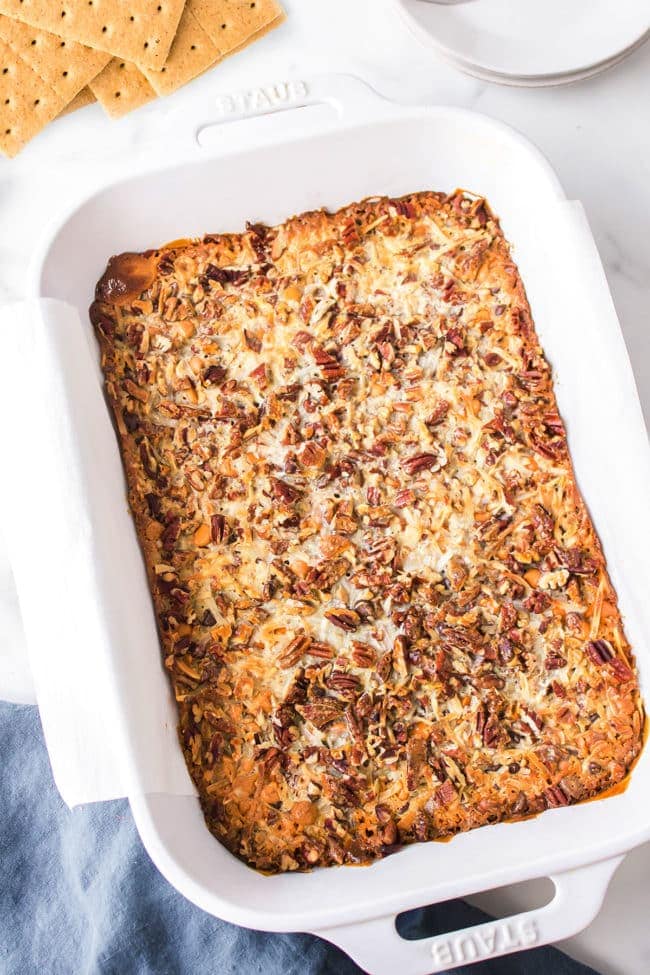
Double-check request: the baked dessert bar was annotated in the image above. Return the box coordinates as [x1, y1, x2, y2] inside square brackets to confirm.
[90, 190, 644, 873]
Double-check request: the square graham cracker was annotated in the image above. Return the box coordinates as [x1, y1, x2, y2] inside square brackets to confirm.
[0, 14, 109, 100]
[140, 0, 284, 96]
[220, 8, 283, 58]
[141, 6, 218, 95]
[0, 20, 108, 156]
[0, 37, 68, 155]
[189, 0, 283, 55]
[0, 0, 187, 70]
[90, 56, 156, 118]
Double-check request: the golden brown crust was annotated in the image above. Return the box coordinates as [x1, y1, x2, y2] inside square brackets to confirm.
[91, 190, 644, 873]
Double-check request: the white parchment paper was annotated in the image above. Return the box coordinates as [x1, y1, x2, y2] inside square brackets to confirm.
[0, 299, 195, 805]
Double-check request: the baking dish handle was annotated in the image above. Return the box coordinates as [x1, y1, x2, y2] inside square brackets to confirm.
[177, 74, 403, 150]
[315, 855, 623, 975]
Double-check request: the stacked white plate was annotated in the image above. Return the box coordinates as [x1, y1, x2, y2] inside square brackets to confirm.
[390, 0, 650, 87]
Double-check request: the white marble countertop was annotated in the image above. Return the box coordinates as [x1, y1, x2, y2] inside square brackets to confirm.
[0, 1, 648, 972]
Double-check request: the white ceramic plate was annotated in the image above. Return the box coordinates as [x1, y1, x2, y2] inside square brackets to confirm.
[393, 0, 650, 79]
[438, 35, 649, 88]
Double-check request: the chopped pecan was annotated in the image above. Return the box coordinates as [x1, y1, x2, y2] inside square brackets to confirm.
[396, 197, 417, 219]
[278, 633, 311, 669]
[324, 608, 360, 631]
[585, 639, 614, 665]
[169, 586, 189, 607]
[392, 635, 409, 678]
[482, 714, 502, 748]
[326, 671, 361, 696]
[244, 329, 262, 353]
[293, 330, 313, 351]
[556, 547, 599, 576]
[308, 641, 336, 660]
[375, 803, 391, 824]
[145, 492, 162, 519]
[312, 345, 344, 382]
[407, 738, 427, 790]
[446, 555, 468, 591]
[523, 708, 543, 733]
[434, 780, 458, 807]
[300, 442, 326, 468]
[351, 642, 375, 668]
[436, 623, 480, 651]
[394, 488, 415, 508]
[296, 701, 343, 729]
[426, 400, 449, 427]
[530, 428, 566, 461]
[367, 485, 381, 506]
[380, 820, 398, 845]
[245, 221, 270, 261]
[353, 600, 375, 622]
[89, 305, 115, 337]
[565, 612, 584, 633]
[271, 478, 302, 504]
[402, 452, 440, 475]
[275, 383, 302, 401]
[334, 513, 358, 535]
[544, 785, 569, 808]
[210, 514, 228, 543]
[443, 326, 466, 354]
[249, 363, 268, 386]
[161, 517, 180, 549]
[543, 412, 565, 436]
[522, 591, 551, 614]
[203, 364, 226, 385]
[300, 558, 349, 593]
[204, 264, 251, 287]
[532, 504, 555, 553]
[499, 603, 517, 631]
[609, 658, 634, 682]
[413, 812, 429, 842]
[375, 655, 393, 689]
[511, 792, 529, 816]
[558, 775, 584, 801]
[545, 652, 567, 670]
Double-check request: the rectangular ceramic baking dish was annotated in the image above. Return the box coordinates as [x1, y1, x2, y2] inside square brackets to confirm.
[18, 75, 650, 973]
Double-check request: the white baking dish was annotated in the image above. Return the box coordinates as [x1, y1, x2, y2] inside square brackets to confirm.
[16, 75, 650, 973]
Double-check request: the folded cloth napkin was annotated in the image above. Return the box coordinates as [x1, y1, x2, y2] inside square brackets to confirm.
[1, 701, 600, 975]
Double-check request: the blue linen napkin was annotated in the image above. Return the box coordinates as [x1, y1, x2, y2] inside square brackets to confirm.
[1, 702, 599, 975]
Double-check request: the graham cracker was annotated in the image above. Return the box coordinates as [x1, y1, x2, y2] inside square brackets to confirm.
[0, 0, 284, 144]
[141, 6, 218, 96]
[220, 9, 283, 58]
[0, 36, 70, 156]
[0, 0, 187, 70]
[0, 14, 110, 101]
[138, 0, 283, 97]
[189, 0, 283, 56]
[59, 85, 96, 116]
[90, 57, 156, 118]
